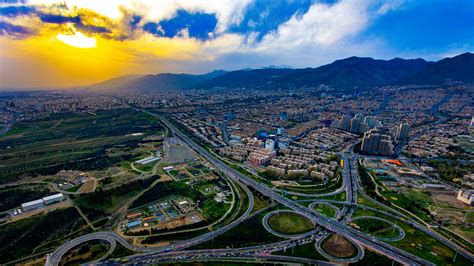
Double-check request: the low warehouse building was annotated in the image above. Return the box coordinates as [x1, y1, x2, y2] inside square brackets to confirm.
[21, 199, 45, 212]
[42, 193, 65, 205]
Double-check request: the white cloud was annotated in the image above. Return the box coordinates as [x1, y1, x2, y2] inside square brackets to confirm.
[256, 0, 371, 51]
[21, 0, 407, 72]
[202, 33, 244, 58]
[194, 0, 404, 70]
[377, 0, 405, 15]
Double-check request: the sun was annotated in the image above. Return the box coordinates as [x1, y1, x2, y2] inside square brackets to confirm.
[57, 31, 97, 49]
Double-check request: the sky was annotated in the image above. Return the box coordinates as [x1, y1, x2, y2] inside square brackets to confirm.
[0, 0, 473, 88]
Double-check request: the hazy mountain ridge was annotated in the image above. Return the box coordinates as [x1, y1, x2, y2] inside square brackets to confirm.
[400, 52, 474, 84]
[85, 70, 226, 91]
[85, 53, 474, 91]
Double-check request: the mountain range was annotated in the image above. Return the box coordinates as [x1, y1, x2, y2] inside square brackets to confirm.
[85, 52, 474, 91]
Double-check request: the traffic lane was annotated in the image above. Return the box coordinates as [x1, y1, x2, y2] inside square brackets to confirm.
[157, 116, 433, 266]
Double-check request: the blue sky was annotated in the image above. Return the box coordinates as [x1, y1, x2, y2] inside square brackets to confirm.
[0, 0, 473, 87]
[364, 0, 474, 56]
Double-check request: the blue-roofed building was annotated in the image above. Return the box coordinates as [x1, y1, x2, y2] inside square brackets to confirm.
[279, 111, 288, 120]
[257, 130, 268, 140]
[127, 220, 141, 229]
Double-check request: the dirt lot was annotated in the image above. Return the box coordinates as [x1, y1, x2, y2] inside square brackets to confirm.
[321, 234, 357, 258]
[79, 180, 96, 193]
[428, 190, 473, 242]
[431, 191, 465, 208]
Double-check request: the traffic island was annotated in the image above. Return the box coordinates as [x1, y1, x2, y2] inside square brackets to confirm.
[316, 234, 364, 263]
[59, 239, 115, 265]
[349, 216, 405, 242]
[263, 210, 316, 238]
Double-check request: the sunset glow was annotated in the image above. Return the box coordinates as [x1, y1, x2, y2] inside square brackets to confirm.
[0, 0, 472, 88]
[57, 31, 96, 49]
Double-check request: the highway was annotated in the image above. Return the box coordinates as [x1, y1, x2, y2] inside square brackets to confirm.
[48, 160, 256, 265]
[101, 237, 338, 265]
[153, 113, 435, 266]
[351, 155, 474, 261]
[48, 111, 472, 265]
[49, 181, 255, 266]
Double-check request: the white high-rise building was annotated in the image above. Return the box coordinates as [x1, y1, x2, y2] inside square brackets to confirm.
[265, 139, 275, 151]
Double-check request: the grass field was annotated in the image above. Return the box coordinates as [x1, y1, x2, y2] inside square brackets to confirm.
[73, 175, 160, 221]
[0, 208, 87, 263]
[352, 208, 471, 265]
[353, 249, 402, 265]
[105, 243, 135, 260]
[0, 185, 51, 212]
[312, 203, 337, 218]
[319, 191, 346, 201]
[250, 189, 273, 213]
[267, 212, 314, 235]
[191, 208, 285, 249]
[351, 218, 400, 239]
[0, 109, 163, 184]
[60, 240, 110, 265]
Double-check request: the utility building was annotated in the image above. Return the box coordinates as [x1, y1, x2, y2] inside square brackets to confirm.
[21, 199, 45, 212]
[42, 193, 65, 205]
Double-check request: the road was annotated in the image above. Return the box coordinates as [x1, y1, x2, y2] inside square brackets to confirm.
[101, 237, 337, 265]
[350, 155, 474, 262]
[151, 113, 435, 265]
[139, 110, 473, 265]
[48, 111, 472, 265]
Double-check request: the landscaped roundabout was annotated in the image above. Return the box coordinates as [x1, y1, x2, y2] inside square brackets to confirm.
[262, 210, 316, 238]
[349, 216, 405, 242]
[316, 234, 364, 262]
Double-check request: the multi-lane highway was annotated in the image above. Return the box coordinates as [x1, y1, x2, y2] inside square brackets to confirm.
[154, 113, 436, 265]
[48, 179, 255, 266]
[351, 155, 474, 262]
[48, 112, 473, 265]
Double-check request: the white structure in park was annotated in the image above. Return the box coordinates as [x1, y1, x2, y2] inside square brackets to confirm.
[457, 189, 473, 205]
[21, 199, 45, 212]
[135, 156, 160, 165]
[43, 193, 65, 205]
[21, 193, 65, 212]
